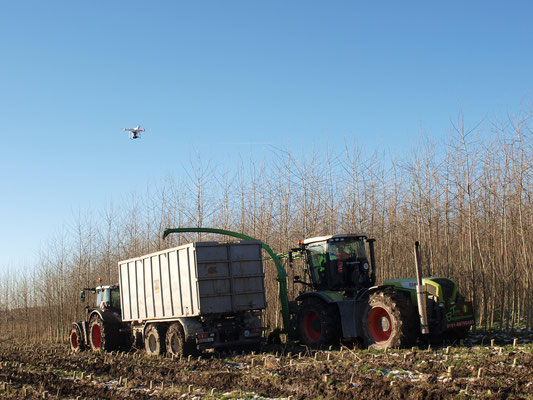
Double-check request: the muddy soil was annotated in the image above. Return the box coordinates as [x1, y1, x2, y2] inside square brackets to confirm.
[0, 334, 532, 399]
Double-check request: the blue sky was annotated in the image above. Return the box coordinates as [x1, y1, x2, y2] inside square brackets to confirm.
[1, 1, 532, 270]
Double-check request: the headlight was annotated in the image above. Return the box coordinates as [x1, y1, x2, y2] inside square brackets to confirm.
[363, 263, 369, 270]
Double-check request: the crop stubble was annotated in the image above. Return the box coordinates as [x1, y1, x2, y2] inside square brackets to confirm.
[0, 339, 532, 399]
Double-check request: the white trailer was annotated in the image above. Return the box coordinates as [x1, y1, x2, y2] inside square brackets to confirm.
[118, 240, 266, 355]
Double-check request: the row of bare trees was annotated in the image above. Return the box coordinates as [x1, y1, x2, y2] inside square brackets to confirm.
[1, 110, 531, 340]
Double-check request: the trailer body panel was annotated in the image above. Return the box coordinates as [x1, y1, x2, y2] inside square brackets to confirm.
[119, 241, 266, 322]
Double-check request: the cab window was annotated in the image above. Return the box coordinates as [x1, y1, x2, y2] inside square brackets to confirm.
[306, 243, 327, 287]
[328, 238, 365, 260]
[111, 288, 121, 309]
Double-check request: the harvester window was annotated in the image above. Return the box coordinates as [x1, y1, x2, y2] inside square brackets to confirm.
[328, 239, 364, 260]
[306, 243, 327, 287]
[327, 238, 367, 289]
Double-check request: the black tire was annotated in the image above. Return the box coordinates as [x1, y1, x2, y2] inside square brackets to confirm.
[296, 298, 340, 348]
[89, 317, 118, 351]
[361, 290, 418, 350]
[70, 324, 85, 353]
[267, 329, 282, 345]
[144, 324, 166, 356]
[165, 323, 196, 357]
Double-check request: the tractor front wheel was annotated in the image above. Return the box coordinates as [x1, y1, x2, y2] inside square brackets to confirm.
[296, 299, 339, 348]
[70, 324, 85, 353]
[361, 290, 418, 349]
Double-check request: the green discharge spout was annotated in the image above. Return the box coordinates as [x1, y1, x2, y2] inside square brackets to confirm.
[162, 227, 292, 337]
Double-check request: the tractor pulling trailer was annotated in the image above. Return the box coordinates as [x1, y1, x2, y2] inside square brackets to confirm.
[160, 228, 475, 349]
[70, 227, 475, 355]
[70, 240, 266, 356]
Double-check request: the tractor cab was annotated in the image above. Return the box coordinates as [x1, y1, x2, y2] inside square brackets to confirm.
[80, 285, 121, 312]
[300, 234, 375, 293]
[95, 285, 121, 311]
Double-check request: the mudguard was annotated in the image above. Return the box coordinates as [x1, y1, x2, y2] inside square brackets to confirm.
[355, 285, 397, 301]
[88, 309, 122, 325]
[178, 318, 204, 341]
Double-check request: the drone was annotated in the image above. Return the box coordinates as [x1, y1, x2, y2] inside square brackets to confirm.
[123, 125, 145, 139]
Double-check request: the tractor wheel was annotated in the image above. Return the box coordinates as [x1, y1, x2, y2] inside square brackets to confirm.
[296, 299, 340, 348]
[361, 290, 418, 350]
[144, 324, 166, 356]
[89, 317, 118, 351]
[70, 324, 85, 353]
[165, 323, 196, 357]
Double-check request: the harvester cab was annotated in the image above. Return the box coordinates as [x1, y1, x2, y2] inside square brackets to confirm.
[293, 234, 375, 293]
[290, 234, 475, 349]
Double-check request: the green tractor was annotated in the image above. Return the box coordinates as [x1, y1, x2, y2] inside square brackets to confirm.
[163, 228, 475, 349]
[288, 234, 474, 348]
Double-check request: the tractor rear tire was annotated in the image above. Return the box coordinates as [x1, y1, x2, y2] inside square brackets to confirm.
[89, 317, 118, 351]
[296, 298, 340, 348]
[144, 324, 166, 356]
[165, 323, 196, 357]
[70, 324, 85, 353]
[361, 290, 418, 350]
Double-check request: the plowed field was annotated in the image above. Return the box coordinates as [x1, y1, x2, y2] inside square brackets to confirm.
[0, 334, 532, 399]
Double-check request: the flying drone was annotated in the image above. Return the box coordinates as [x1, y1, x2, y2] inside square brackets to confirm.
[123, 125, 145, 139]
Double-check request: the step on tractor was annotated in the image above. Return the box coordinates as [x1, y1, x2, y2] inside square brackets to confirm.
[162, 228, 475, 349]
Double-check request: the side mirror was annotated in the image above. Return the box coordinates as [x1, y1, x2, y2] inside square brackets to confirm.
[80, 291, 86, 302]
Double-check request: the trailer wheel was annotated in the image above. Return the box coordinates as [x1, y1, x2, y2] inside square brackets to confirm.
[296, 298, 339, 348]
[144, 324, 166, 356]
[165, 323, 195, 357]
[361, 290, 418, 349]
[89, 317, 118, 351]
[70, 324, 85, 353]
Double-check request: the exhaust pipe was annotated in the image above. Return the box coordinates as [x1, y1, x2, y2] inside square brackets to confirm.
[414, 241, 429, 335]
[366, 238, 376, 286]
